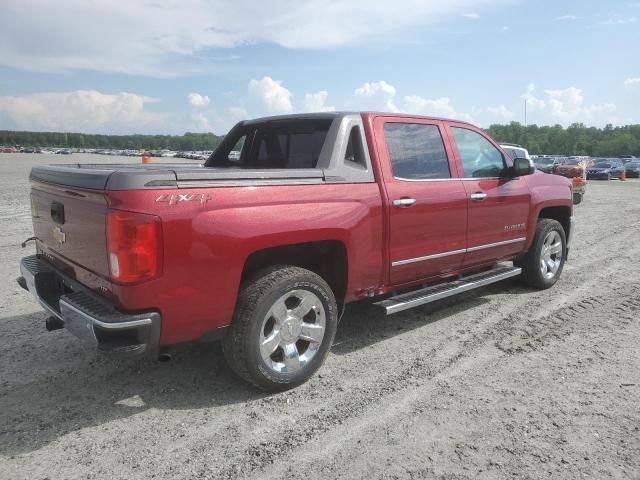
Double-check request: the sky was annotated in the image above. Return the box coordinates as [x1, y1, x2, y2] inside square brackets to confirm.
[0, 0, 639, 135]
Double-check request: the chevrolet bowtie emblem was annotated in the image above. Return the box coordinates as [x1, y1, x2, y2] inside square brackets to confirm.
[52, 226, 66, 245]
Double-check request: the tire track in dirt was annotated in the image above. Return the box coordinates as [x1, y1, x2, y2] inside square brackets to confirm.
[203, 257, 638, 479]
[253, 281, 640, 480]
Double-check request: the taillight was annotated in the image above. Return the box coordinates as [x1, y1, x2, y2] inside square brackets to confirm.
[107, 210, 163, 284]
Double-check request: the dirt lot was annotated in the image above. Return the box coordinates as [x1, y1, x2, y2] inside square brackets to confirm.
[1, 154, 639, 480]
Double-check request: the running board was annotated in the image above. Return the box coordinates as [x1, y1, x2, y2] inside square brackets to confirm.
[374, 265, 522, 315]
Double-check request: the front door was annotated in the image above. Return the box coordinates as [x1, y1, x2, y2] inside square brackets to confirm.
[374, 117, 468, 286]
[446, 124, 531, 267]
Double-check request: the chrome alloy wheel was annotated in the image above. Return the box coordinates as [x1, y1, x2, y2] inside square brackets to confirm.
[259, 289, 326, 374]
[540, 230, 563, 280]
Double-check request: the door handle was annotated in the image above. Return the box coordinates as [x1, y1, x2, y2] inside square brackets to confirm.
[393, 197, 417, 208]
[470, 192, 488, 201]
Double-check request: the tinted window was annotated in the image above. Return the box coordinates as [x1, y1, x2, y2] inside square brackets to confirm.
[384, 123, 450, 180]
[208, 119, 331, 169]
[344, 126, 366, 168]
[451, 127, 505, 178]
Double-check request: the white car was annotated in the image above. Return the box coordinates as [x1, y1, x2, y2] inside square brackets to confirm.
[499, 143, 531, 161]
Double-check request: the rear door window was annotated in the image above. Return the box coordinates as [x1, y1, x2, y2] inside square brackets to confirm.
[384, 123, 451, 180]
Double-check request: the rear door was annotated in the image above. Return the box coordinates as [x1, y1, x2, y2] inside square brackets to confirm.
[374, 117, 468, 286]
[445, 123, 531, 268]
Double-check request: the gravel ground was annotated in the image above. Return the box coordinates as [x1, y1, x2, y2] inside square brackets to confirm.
[1, 154, 639, 480]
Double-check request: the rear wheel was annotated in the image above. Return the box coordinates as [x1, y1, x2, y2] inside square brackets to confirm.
[223, 265, 337, 391]
[516, 219, 566, 289]
[572, 192, 583, 205]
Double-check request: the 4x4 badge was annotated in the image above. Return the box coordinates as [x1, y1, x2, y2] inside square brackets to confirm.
[155, 193, 212, 205]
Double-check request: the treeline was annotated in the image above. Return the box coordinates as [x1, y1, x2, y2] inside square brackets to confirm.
[2, 122, 640, 156]
[487, 122, 640, 157]
[0, 130, 223, 151]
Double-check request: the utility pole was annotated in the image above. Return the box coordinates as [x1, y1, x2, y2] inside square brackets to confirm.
[523, 98, 528, 147]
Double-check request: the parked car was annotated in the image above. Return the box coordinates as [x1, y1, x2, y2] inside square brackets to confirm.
[554, 158, 588, 205]
[624, 160, 640, 178]
[18, 112, 574, 390]
[619, 155, 638, 164]
[554, 157, 586, 179]
[499, 143, 531, 161]
[586, 159, 625, 180]
[533, 156, 563, 173]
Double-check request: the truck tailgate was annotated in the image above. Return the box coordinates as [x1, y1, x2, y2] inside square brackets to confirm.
[31, 182, 110, 279]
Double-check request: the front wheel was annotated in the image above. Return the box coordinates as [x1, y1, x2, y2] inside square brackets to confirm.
[223, 265, 338, 391]
[515, 219, 566, 289]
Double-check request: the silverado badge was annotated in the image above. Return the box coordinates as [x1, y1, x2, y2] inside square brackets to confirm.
[52, 226, 66, 245]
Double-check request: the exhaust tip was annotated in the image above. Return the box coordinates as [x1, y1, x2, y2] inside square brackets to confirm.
[157, 348, 172, 362]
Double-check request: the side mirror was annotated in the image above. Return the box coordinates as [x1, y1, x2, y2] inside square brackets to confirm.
[510, 157, 535, 177]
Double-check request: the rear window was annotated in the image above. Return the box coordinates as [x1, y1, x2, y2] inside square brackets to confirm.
[384, 123, 451, 180]
[208, 119, 331, 169]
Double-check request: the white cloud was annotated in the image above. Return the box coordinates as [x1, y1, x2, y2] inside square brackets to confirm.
[486, 104, 515, 121]
[248, 76, 293, 114]
[189, 112, 213, 131]
[402, 95, 473, 122]
[624, 78, 640, 88]
[303, 91, 335, 112]
[522, 83, 546, 110]
[353, 80, 472, 121]
[602, 15, 637, 25]
[354, 81, 399, 112]
[521, 84, 617, 126]
[501, 25, 510, 31]
[187, 93, 210, 107]
[0, 90, 167, 134]
[462, 13, 480, 19]
[555, 15, 577, 20]
[0, 0, 507, 77]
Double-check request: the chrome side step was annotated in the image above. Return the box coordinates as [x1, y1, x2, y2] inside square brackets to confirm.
[374, 265, 522, 315]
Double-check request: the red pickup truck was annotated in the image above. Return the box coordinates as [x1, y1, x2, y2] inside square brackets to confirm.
[18, 112, 574, 390]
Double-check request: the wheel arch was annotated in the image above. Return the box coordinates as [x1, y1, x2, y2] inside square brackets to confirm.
[241, 240, 348, 305]
[538, 205, 572, 241]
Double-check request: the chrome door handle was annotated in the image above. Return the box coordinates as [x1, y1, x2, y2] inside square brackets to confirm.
[470, 192, 488, 201]
[393, 198, 417, 207]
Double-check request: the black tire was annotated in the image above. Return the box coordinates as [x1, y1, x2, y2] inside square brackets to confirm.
[572, 192, 583, 205]
[515, 219, 566, 290]
[222, 265, 338, 391]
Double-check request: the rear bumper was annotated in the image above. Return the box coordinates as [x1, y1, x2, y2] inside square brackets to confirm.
[19, 255, 160, 356]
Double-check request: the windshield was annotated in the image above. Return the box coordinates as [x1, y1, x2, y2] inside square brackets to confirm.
[535, 158, 554, 165]
[564, 159, 581, 165]
[594, 162, 611, 168]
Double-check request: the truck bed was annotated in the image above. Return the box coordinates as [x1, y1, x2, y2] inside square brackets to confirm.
[30, 163, 326, 190]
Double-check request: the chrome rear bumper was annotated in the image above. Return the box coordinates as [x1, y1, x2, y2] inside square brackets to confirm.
[19, 255, 160, 356]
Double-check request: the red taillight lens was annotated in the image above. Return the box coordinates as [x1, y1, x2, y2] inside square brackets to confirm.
[107, 210, 163, 284]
